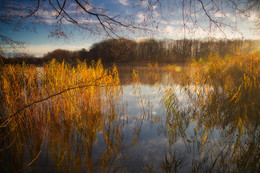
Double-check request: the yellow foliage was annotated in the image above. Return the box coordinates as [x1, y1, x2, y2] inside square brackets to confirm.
[0, 59, 125, 171]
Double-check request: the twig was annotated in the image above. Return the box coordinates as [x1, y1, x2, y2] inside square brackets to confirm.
[1, 76, 133, 128]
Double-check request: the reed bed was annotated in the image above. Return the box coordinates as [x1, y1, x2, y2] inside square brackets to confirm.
[1, 51, 259, 172]
[189, 51, 260, 124]
[0, 59, 125, 172]
[162, 51, 260, 172]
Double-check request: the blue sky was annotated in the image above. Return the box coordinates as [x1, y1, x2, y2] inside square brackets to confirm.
[0, 0, 259, 57]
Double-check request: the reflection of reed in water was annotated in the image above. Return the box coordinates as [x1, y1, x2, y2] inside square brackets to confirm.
[0, 52, 259, 172]
[162, 52, 260, 172]
[0, 60, 127, 172]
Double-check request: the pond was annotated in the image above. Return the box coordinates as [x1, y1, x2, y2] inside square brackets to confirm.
[0, 62, 259, 172]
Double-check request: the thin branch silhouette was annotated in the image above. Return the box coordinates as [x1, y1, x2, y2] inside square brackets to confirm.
[0, 76, 133, 128]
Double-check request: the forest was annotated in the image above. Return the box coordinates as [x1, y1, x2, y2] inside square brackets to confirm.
[2, 38, 259, 65]
[1, 0, 260, 172]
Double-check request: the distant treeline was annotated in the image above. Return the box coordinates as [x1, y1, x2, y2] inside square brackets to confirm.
[2, 39, 260, 65]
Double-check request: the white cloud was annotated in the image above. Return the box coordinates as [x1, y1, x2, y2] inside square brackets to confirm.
[247, 12, 259, 22]
[159, 25, 241, 39]
[214, 12, 236, 22]
[214, 11, 225, 18]
[136, 12, 145, 23]
[140, 0, 149, 7]
[67, 4, 93, 13]
[164, 26, 176, 34]
[161, 20, 183, 25]
[226, 13, 236, 22]
[119, 0, 128, 6]
[35, 10, 57, 18]
[33, 9, 100, 25]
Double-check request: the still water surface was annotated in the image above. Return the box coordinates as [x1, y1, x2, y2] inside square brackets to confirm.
[1, 66, 259, 172]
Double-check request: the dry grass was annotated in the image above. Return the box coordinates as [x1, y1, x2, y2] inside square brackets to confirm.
[162, 51, 260, 172]
[0, 59, 125, 172]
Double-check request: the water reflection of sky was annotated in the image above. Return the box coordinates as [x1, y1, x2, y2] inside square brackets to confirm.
[107, 83, 196, 172]
[109, 69, 244, 172]
[3, 67, 258, 172]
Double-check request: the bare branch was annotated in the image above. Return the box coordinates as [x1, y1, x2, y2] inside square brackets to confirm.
[56, 0, 66, 19]
[197, 0, 227, 37]
[0, 0, 259, 54]
[0, 75, 133, 128]
[49, 0, 78, 24]
[24, 0, 40, 18]
[0, 34, 25, 55]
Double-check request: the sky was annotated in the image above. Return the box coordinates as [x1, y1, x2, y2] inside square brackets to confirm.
[0, 0, 259, 57]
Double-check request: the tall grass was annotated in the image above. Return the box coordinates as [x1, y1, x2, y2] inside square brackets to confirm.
[0, 59, 125, 172]
[1, 52, 259, 172]
[162, 51, 260, 172]
[190, 51, 260, 124]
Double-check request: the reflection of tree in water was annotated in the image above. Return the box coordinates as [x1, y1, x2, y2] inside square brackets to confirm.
[1, 52, 259, 172]
[116, 64, 183, 86]
[161, 52, 260, 172]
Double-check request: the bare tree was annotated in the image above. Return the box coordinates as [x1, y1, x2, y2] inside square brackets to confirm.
[152, 0, 259, 38]
[0, 0, 259, 55]
[0, 0, 145, 55]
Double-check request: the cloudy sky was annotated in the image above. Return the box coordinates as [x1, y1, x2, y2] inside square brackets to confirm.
[0, 0, 259, 57]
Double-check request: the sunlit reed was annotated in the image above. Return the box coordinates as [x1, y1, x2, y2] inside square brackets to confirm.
[0, 59, 125, 172]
